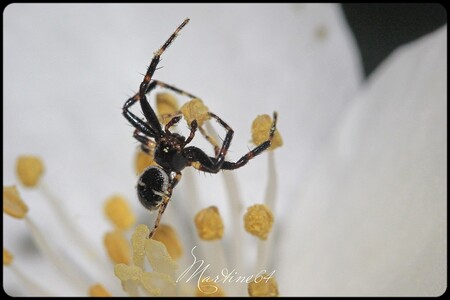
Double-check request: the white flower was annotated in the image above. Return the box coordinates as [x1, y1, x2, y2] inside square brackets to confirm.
[3, 3, 446, 296]
[278, 24, 447, 296]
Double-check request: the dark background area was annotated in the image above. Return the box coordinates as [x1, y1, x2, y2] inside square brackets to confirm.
[342, 3, 447, 77]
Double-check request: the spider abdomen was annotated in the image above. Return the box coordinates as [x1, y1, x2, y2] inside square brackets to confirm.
[137, 166, 170, 210]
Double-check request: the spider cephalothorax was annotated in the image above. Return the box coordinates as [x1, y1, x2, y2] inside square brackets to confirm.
[154, 133, 189, 172]
[122, 18, 278, 238]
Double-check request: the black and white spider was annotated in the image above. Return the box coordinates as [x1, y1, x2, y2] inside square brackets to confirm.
[122, 18, 278, 238]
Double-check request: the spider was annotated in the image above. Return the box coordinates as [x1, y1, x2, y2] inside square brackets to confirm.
[122, 18, 278, 238]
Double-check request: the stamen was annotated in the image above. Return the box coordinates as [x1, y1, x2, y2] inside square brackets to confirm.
[247, 273, 279, 296]
[144, 238, 178, 278]
[193, 204, 229, 291]
[104, 230, 132, 265]
[156, 93, 179, 125]
[115, 225, 178, 296]
[203, 120, 243, 295]
[251, 114, 283, 150]
[114, 263, 142, 297]
[197, 240, 229, 294]
[263, 152, 278, 211]
[3, 248, 13, 265]
[4, 247, 53, 296]
[243, 204, 274, 240]
[140, 271, 176, 296]
[194, 206, 224, 240]
[24, 217, 90, 291]
[131, 224, 150, 269]
[256, 152, 278, 273]
[88, 284, 112, 297]
[104, 195, 136, 230]
[9, 156, 119, 294]
[196, 281, 226, 297]
[152, 224, 183, 260]
[3, 185, 28, 219]
[37, 181, 120, 293]
[135, 148, 157, 175]
[180, 98, 210, 126]
[199, 124, 220, 154]
[176, 169, 209, 278]
[114, 263, 142, 281]
[16, 155, 45, 187]
[221, 171, 245, 265]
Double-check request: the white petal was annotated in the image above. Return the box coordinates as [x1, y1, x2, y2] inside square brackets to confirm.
[278, 26, 446, 296]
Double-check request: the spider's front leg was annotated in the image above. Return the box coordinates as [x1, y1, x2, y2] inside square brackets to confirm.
[183, 112, 235, 173]
[124, 19, 190, 140]
[123, 81, 163, 138]
[184, 112, 278, 173]
[138, 18, 190, 98]
[123, 95, 158, 139]
[144, 79, 221, 155]
[133, 129, 156, 155]
[221, 112, 278, 170]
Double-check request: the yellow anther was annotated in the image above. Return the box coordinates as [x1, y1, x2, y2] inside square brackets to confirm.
[131, 224, 150, 269]
[16, 155, 45, 187]
[140, 271, 176, 296]
[145, 239, 178, 277]
[3, 185, 28, 219]
[243, 204, 274, 240]
[248, 273, 279, 297]
[104, 230, 131, 265]
[114, 263, 143, 281]
[156, 93, 179, 125]
[152, 224, 183, 260]
[194, 206, 224, 240]
[196, 281, 225, 297]
[104, 195, 136, 230]
[180, 98, 210, 127]
[3, 248, 13, 266]
[251, 114, 283, 150]
[88, 283, 112, 297]
[135, 148, 157, 176]
[114, 234, 178, 296]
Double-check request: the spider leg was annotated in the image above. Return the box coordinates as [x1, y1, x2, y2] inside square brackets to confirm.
[163, 115, 198, 146]
[221, 112, 278, 170]
[123, 95, 159, 138]
[184, 120, 198, 145]
[143, 79, 222, 153]
[184, 112, 278, 173]
[139, 19, 190, 98]
[164, 115, 183, 133]
[124, 81, 163, 137]
[159, 112, 221, 157]
[183, 146, 217, 172]
[125, 19, 189, 139]
[143, 78, 223, 154]
[206, 111, 234, 169]
[198, 124, 220, 156]
[147, 79, 199, 99]
[148, 171, 182, 238]
[182, 111, 234, 173]
[133, 129, 155, 154]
